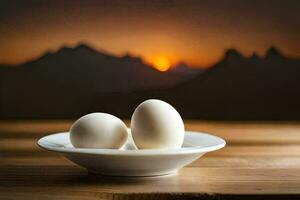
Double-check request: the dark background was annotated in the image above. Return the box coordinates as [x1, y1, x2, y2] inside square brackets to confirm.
[0, 0, 299, 120]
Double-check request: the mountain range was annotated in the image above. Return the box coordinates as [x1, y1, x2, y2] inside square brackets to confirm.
[0, 44, 299, 119]
[0, 44, 201, 119]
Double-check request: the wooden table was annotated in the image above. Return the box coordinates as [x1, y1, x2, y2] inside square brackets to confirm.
[1, 121, 300, 199]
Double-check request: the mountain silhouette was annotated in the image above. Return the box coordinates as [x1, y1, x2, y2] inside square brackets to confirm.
[169, 46, 300, 119]
[92, 47, 300, 120]
[13, 44, 193, 92]
[170, 62, 203, 78]
[1, 45, 299, 119]
[0, 43, 200, 118]
[265, 46, 283, 58]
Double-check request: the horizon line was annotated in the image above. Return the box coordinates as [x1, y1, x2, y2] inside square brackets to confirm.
[0, 42, 298, 69]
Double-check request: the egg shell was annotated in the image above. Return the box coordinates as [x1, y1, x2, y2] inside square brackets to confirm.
[131, 99, 184, 149]
[70, 113, 128, 149]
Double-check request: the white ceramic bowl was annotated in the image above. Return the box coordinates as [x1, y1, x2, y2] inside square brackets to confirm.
[38, 130, 225, 176]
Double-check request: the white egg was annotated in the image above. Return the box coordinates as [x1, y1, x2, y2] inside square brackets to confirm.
[70, 113, 128, 149]
[131, 99, 184, 149]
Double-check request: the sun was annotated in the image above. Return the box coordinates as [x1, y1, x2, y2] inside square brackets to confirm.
[152, 56, 171, 72]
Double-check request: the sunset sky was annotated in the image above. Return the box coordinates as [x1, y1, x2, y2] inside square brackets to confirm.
[0, 0, 299, 68]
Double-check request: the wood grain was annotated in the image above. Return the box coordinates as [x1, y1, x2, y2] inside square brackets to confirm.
[1, 121, 300, 200]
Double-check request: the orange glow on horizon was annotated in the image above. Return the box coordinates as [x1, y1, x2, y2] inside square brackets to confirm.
[0, 1, 299, 67]
[152, 56, 171, 72]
